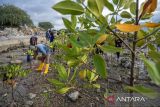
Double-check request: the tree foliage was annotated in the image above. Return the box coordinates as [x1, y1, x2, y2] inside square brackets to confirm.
[38, 22, 53, 30]
[0, 5, 33, 27]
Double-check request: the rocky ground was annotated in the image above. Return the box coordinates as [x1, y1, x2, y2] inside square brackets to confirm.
[0, 27, 45, 52]
[0, 46, 160, 107]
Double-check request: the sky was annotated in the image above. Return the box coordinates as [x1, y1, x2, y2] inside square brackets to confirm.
[0, 0, 160, 29]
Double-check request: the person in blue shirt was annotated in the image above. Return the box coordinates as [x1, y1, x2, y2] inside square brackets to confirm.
[34, 43, 51, 75]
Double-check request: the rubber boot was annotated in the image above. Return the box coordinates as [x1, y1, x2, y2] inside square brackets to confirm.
[36, 62, 44, 71]
[44, 64, 49, 74]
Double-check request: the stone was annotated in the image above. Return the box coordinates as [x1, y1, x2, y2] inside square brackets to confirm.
[0, 36, 8, 41]
[117, 75, 122, 81]
[29, 93, 36, 99]
[109, 75, 122, 82]
[43, 90, 48, 93]
[138, 72, 146, 79]
[10, 60, 23, 64]
[13, 85, 27, 101]
[138, 69, 149, 80]
[108, 78, 117, 83]
[68, 91, 80, 101]
[2, 93, 8, 97]
[120, 57, 131, 68]
[95, 97, 99, 101]
[25, 101, 33, 106]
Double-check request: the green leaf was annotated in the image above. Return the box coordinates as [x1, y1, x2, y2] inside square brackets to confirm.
[93, 84, 100, 88]
[120, 11, 132, 18]
[69, 69, 77, 82]
[71, 15, 77, 29]
[62, 17, 74, 32]
[148, 44, 156, 51]
[69, 36, 82, 48]
[130, 2, 136, 15]
[137, 30, 145, 47]
[56, 87, 71, 94]
[90, 71, 96, 82]
[76, 0, 85, 3]
[80, 55, 88, 63]
[104, 0, 114, 12]
[57, 64, 68, 81]
[88, 0, 104, 17]
[86, 14, 96, 22]
[95, 0, 104, 14]
[93, 54, 107, 78]
[111, 16, 115, 24]
[98, 45, 123, 53]
[78, 31, 95, 47]
[52, 1, 84, 15]
[98, 15, 107, 25]
[148, 51, 160, 62]
[112, 0, 118, 5]
[125, 85, 158, 99]
[141, 55, 160, 86]
[119, 0, 125, 8]
[47, 78, 65, 87]
[67, 59, 80, 67]
[141, 14, 153, 20]
[123, 0, 133, 9]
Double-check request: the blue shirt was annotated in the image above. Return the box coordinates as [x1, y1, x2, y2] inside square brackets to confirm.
[36, 44, 50, 55]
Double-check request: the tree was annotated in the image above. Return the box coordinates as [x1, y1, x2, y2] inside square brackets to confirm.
[0, 5, 33, 27]
[38, 22, 53, 30]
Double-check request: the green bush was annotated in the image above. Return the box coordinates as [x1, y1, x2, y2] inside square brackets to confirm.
[0, 5, 33, 27]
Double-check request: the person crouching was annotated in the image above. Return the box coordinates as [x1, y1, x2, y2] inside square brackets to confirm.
[34, 44, 51, 75]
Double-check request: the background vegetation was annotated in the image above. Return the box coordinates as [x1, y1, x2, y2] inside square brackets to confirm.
[0, 5, 33, 27]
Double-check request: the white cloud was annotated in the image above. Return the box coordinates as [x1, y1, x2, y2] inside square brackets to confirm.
[0, 0, 66, 29]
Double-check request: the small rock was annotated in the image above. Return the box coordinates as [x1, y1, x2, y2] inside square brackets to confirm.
[95, 97, 99, 101]
[117, 75, 122, 81]
[138, 71, 148, 80]
[48, 89, 52, 92]
[10, 60, 22, 64]
[0, 36, 8, 40]
[29, 93, 36, 99]
[68, 91, 80, 101]
[43, 90, 48, 93]
[120, 57, 131, 68]
[14, 85, 26, 97]
[108, 78, 117, 83]
[2, 93, 8, 97]
[25, 101, 33, 106]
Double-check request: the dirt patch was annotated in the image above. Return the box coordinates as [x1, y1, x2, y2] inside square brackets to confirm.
[0, 48, 160, 107]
